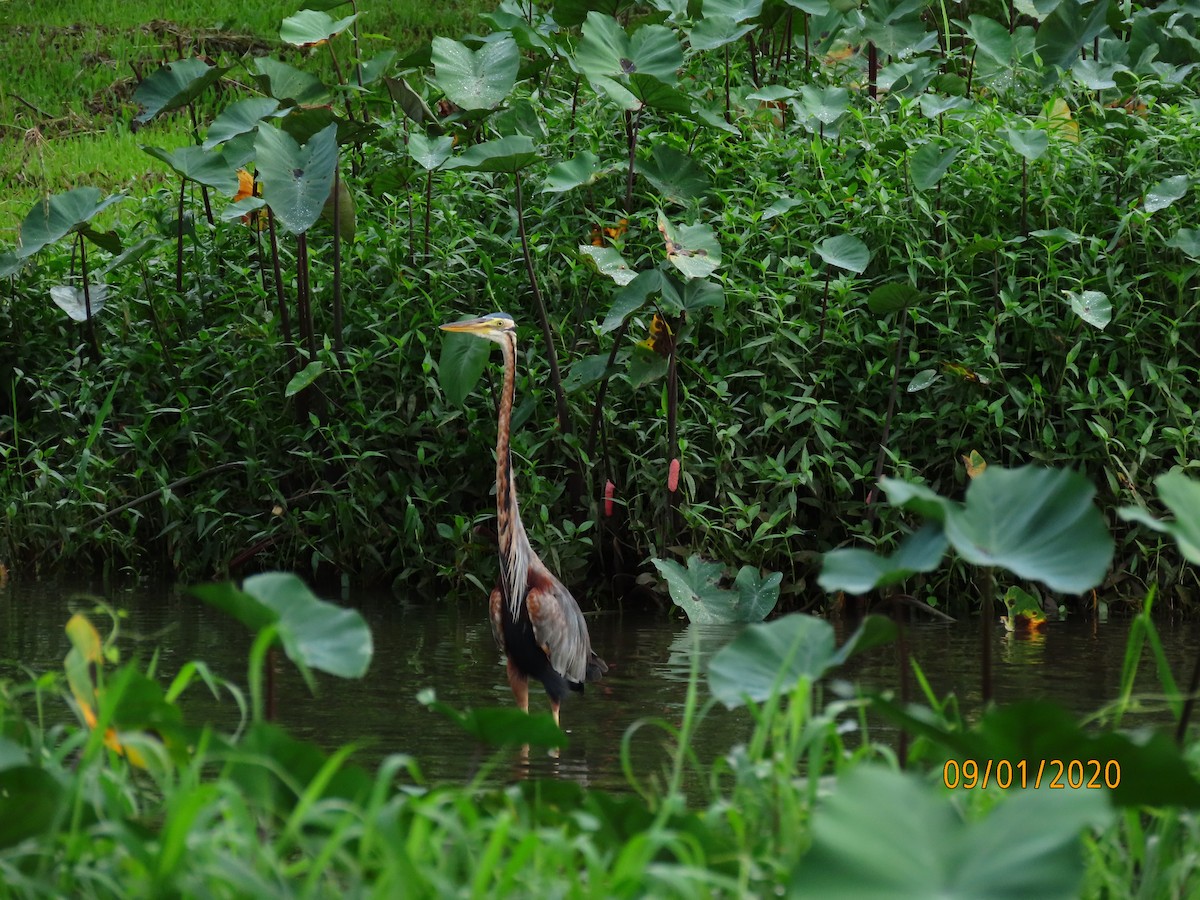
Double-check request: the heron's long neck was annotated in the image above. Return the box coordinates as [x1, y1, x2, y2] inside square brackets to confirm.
[496, 334, 529, 608]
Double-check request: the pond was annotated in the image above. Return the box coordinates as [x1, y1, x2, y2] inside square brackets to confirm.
[0, 575, 1192, 791]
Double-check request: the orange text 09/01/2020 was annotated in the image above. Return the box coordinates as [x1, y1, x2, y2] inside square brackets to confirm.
[942, 758, 1121, 790]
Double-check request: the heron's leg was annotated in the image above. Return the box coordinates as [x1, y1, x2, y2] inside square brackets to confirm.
[506, 658, 529, 713]
[550, 698, 560, 729]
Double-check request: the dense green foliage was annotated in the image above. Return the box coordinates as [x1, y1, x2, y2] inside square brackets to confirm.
[1, 0, 1199, 620]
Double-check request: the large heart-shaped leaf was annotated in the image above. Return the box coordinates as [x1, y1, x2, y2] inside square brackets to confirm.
[707, 613, 896, 708]
[575, 12, 683, 84]
[542, 151, 608, 193]
[438, 327, 493, 406]
[255, 123, 339, 234]
[408, 132, 454, 171]
[442, 136, 539, 173]
[1065, 289, 1111, 330]
[134, 58, 229, 124]
[280, 9, 357, 47]
[204, 98, 282, 150]
[432, 36, 520, 111]
[910, 142, 961, 190]
[815, 234, 870, 273]
[18, 188, 124, 258]
[688, 15, 756, 51]
[49, 284, 108, 322]
[0, 765, 63, 849]
[1004, 126, 1049, 161]
[579, 246, 637, 285]
[253, 57, 329, 105]
[636, 145, 711, 204]
[1144, 174, 1189, 214]
[653, 557, 780, 624]
[1119, 471, 1200, 565]
[799, 84, 850, 125]
[945, 466, 1113, 593]
[819, 523, 949, 595]
[658, 212, 721, 279]
[794, 766, 1110, 898]
[192, 573, 373, 684]
[143, 145, 239, 194]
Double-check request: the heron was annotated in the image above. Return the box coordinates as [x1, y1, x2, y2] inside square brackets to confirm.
[439, 313, 607, 727]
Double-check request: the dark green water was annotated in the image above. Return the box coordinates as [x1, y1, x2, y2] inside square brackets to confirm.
[0, 575, 1192, 789]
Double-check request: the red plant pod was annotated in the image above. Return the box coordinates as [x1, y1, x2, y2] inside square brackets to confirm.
[668, 458, 680, 493]
[604, 480, 615, 517]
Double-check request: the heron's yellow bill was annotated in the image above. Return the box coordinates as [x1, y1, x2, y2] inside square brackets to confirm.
[439, 313, 514, 335]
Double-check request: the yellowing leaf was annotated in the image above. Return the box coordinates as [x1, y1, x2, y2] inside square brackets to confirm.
[1039, 98, 1079, 143]
[962, 450, 987, 479]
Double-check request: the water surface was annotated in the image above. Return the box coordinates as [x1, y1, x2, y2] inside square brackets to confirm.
[1, 576, 1191, 789]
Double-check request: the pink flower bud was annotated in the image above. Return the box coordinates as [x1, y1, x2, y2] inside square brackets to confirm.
[604, 480, 615, 517]
[668, 458, 680, 493]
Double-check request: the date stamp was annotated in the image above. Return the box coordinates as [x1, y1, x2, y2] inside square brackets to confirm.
[943, 758, 1120, 790]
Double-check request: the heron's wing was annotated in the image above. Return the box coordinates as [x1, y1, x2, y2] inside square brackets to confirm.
[489, 586, 505, 651]
[525, 559, 594, 685]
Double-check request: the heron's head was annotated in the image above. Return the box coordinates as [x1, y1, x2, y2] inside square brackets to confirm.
[438, 312, 515, 345]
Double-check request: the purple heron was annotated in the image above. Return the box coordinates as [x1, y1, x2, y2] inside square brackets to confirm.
[440, 313, 607, 727]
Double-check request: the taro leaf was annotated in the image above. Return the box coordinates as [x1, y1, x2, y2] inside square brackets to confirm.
[50, 284, 108, 322]
[0, 765, 62, 849]
[255, 123, 338, 235]
[204, 98, 282, 149]
[794, 765, 1111, 899]
[492, 99, 548, 140]
[815, 234, 870, 273]
[221, 197, 267, 222]
[385, 77, 442, 132]
[432, 36, 520, 112]
[191, 573, 373, 685]
[734, 567, 782, 621]
[1065, 289, 1111, 329]
[601, 269, 664, 332]
[1004, 126, 1049, 161]
[253, 57, 329, 105]
[542, 151, 607, 193]
[18, 188, 124, 258]
[134, 58, 228, 124]
[866, 282, 921, 315]
[652, 556, 777, 624]
[1072, 57, 1123, 89]
[704, 0, 765, 20]
[635, 145, 711, 204]
[910, 142, 961, 190]
[746, 84, 797, 102]
[419, 690, 567, 748]
[438, 327, 493, 406]
[819, 523, 949, 594]
[707, 613, 895, 708]
[628, 73, 694, 113]
[919, 94, 973, 117]
[408, 132, 454, 171]
[579, 245, 637, 285]
[945, 466, 1113, 593]
[1118, 471, 1200, 565]
[563, 354, 614, 393]
[626, 342, 670, 388]
[799, 84, 850, 124]
[658, 212, 721, 279]
[1166, 227, 1200, 259]
[1035, 0, 1113, 75]
[688, 15, 756, 52]
[285, 360, 325, 398]
[906, 369, 940, 392]
[143, 145, 239, 194]
[763, 196, 802, 220]
[680, 277, 725, 314]
[360, 50, 397, 85]
[575, 12, 684, 85]
[782, 0, 831, 10]
[280, 9, 357, 47]
[0, 253, 23, 278]
[1038, 97, 1079, 143]
[879, 477, 954, 523]
[442, 135, 538, 173]
[1144, 174, 1189, 213]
